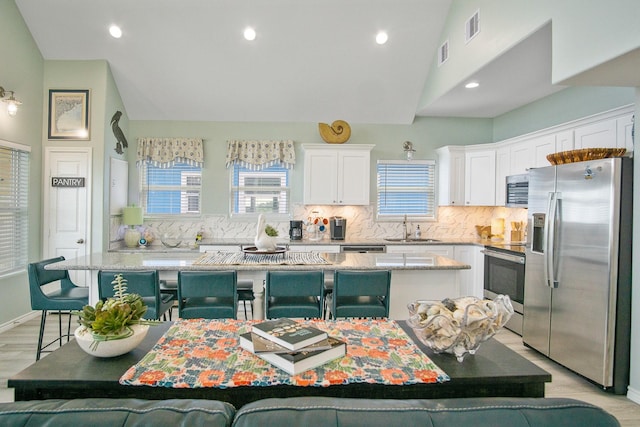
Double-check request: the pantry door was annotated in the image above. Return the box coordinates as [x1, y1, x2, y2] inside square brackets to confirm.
[43, 147, 92, 285]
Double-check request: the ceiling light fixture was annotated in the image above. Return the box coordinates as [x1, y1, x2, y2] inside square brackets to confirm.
[243, 27, 256, 41]
[403, 141, 415, 160]
[109, 25, 122, 39]
[0, 86, 22, 117]
[465, 81, 480, 89]
[376, 31, 388, 45]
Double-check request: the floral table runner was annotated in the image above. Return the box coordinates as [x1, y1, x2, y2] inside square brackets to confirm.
[194, 251, 329, 265]
[120, 318, 449, 388]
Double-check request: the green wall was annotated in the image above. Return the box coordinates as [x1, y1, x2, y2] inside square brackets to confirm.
[128, 117, 493, 214]
[0, 0, 44, 325]
[493, 86, 636, 141]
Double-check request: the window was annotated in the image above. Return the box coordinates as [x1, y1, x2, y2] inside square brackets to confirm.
[139, 162, 201, 215]
[376, 160, 436, 220]
[0, 140, 30, 276]
[230, 164, 289, 215]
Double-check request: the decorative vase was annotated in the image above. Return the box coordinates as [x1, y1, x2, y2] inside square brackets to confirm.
[74, 324, 149, 358]
[254, 214, 277, 251]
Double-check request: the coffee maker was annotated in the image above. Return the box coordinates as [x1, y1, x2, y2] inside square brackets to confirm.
[330, 216, 347, 240]
[289, 220, 303, 240]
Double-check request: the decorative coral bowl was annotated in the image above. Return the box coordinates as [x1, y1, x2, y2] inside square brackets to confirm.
[407, 295, 513, 362]
[74, 324, 149, 358]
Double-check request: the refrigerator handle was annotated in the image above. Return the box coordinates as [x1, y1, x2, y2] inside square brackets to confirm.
[545, 192, 559, 288]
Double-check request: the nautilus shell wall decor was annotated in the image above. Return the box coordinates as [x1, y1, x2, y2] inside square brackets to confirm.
[318, 120, 351, 144]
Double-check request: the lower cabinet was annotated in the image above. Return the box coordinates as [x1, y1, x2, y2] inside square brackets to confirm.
[287, 245, 340, 253]
[385, 245, 453, 257]
[453, 245, 484, 298]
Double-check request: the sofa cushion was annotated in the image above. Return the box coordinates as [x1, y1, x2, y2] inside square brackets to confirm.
[0, 398, 235, 427]
[232, 396, 620, 427]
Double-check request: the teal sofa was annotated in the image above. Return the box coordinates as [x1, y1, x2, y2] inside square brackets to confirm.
[0, 396, 620, 427]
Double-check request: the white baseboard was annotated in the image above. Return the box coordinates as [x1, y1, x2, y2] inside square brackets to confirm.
[627, 385, 640, 405]
[0, 311, 40, 334]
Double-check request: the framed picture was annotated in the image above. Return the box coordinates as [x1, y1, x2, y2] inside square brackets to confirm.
[48, 89, 90, 140]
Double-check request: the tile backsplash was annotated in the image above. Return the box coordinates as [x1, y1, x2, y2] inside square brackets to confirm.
[110, 204, 528, 249]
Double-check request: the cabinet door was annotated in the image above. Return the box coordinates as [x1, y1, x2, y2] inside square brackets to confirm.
[454, 245, 484, 298]
[465, 150, 496, 206]
[556, 130, 574, 152]
[436, 146, 465, 206]
[337, 150, 370, 205]
[574, 119, 616, 149]
[531, 134, 557, 168]
[616, 114, 634, 153]
[303, 150, 338, 204]
[510, 142, 532, 175]
[494, 146, 510, 206]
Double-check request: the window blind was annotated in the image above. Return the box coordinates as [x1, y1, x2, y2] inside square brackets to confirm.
[231, 164, 290, 215]
[139, 162, 201, 215]
[376, 160, 436, 220]
[0, 141, 30, 276]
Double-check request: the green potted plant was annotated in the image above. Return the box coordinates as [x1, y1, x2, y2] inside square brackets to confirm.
[74, 273, 156, 357]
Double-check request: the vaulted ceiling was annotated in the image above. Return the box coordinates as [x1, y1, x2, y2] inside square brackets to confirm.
[16, 0, 563, 124]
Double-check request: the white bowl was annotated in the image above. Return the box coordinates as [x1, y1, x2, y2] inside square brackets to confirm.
[74, 324, 149, 358]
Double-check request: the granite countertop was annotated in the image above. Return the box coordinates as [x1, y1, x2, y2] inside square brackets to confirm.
[46, 251, 470, 272]
[111, 237, 503, 253]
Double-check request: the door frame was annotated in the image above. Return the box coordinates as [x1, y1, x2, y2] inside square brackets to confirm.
[42, 147, 93, 261]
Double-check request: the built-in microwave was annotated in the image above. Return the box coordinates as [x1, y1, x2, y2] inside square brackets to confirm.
[505, 174, 529, 208]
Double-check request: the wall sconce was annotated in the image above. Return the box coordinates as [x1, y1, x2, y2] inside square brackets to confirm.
[0, 86, 21, 117]
[403, 141, 416, 160]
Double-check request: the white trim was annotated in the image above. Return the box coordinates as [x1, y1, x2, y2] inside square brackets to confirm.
[0, 138, 31, 152]
[627, 386, 640, 405]
[0, 311, 40, 334]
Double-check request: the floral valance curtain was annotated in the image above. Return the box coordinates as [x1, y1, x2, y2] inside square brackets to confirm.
[225, 139, 295, 170]
[136, 137, 204, 168]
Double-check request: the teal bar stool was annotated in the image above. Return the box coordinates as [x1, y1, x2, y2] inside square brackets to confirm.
[330, 270, 391, 319]
[177, 271, 238, 319]
[265, 271, 324, 319]
[98, 271, 174, 321]
[28, 257, 89, 360]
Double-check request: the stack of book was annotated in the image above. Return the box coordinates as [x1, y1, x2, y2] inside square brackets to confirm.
[239, 318, 346, 375]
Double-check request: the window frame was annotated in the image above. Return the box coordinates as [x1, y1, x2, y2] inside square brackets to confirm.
[0, 139, 30, 277]
[138, 161, 202, 217]
[376, 159, 437, 222]
[229, 164, 291, 219]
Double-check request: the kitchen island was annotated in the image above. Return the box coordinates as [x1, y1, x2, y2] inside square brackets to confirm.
[46, 251, 469, 319]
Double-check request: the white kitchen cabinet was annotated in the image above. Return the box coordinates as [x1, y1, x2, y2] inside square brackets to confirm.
[574, 119, 617, 149]
[494, 146, 510, 206]
[385, 245, 453, 258]
[199, 245, 242, 252]
[464, 148, 495, 206]
[453, 245, 484, 298]
[436, 146, 465, 206]
[556, 130, 574, 152]
[303, 144, 374, 205]
[617, 114, 634, 153]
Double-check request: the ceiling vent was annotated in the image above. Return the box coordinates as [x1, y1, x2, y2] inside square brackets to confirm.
[438, 40, 449, 66]
[465, 10, 480, 43]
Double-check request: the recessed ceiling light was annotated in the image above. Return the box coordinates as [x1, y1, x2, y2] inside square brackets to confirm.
[375, 31, 388, 45]
[465, 81, 480, 89]
[244, 27, 256, 41]
[109, 25, 122, 39]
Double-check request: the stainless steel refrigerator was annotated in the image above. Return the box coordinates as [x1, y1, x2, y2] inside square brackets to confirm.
[523, 157, 632, 394]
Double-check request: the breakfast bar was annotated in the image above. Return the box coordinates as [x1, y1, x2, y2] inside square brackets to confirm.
[45, 251, 470, 319]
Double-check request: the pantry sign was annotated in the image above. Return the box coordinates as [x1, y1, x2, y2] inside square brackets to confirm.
[51, 177, 85, 188]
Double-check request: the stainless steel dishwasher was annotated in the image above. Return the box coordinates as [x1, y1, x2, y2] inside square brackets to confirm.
[340, 245, 386, 253]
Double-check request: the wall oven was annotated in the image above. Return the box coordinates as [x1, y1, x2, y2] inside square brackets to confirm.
[482, 246, 525, 335]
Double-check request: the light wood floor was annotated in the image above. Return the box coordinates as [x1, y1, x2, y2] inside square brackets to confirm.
[1, 314, 640, 426]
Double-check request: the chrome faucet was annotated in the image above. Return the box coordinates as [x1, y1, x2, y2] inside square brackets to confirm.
[403, 214, 409, 241]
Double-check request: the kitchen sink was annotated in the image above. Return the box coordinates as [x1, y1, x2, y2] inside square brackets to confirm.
[383, 238, 441, 243]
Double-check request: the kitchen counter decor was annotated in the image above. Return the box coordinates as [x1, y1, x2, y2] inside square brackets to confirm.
[318, 120, 351, 144]
[407, 295, 513, 362]
[546, 148, 626, 165]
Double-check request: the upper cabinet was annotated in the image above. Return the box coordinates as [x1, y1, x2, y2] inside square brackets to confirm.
[464, 148, 496, 206]
[436, 146, 465, 206]
[303, 144, 374, 205]
[574, 113, 633, 152]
